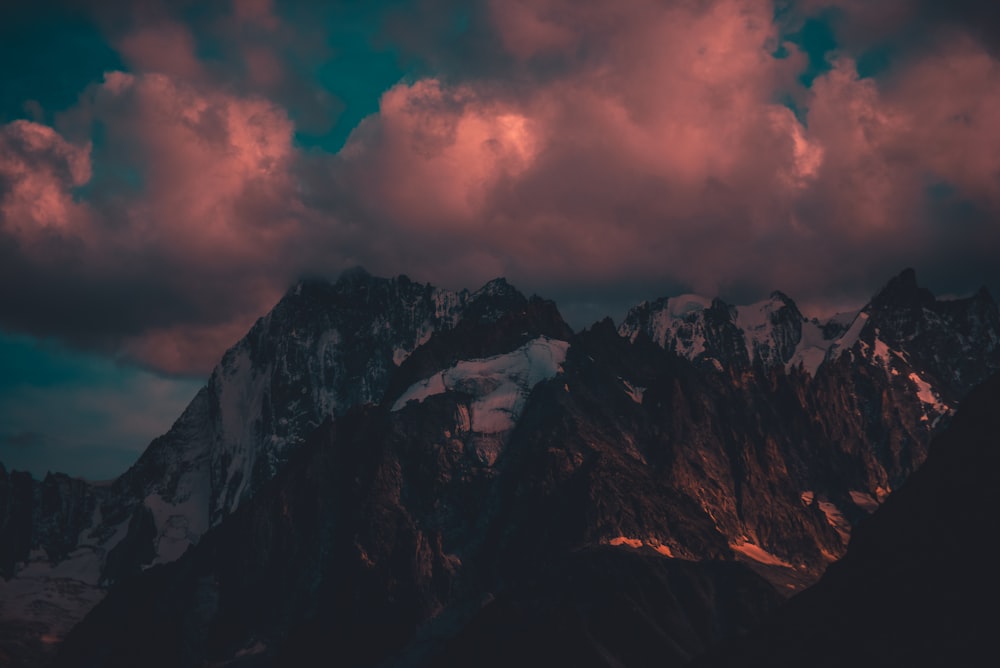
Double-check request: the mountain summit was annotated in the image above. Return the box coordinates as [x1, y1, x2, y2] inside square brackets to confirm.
[1, 269, 998, 667]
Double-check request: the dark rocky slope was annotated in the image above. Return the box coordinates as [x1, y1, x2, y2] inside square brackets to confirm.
[51, 298, 1000, 666]
[697, 371, 1000, 667]
[4, 269, 999, 666]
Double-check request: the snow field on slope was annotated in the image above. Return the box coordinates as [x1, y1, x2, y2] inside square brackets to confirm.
[391, 337, 570, 433]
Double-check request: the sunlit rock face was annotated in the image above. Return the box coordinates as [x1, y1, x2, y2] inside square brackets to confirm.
[5, 269, 1000, 667]
[696, 371, 1000, 668]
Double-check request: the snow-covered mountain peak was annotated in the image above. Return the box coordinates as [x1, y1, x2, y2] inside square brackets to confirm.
[734, 293, 804, 367]
[25, 272, 562, 583]
[620, 290, 805, 369]
[664, 294, 712, 319]
[620, 271, 1000, 394]
[5, 269, 999, 663]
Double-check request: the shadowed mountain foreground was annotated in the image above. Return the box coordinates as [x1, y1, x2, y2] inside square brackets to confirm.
[696, 371, 1000, 667]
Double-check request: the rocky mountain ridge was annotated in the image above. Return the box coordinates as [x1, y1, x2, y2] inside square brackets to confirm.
[695, 371, 1000, 667]
[1, 268, 998, 666]
[0, 270, 570, 663]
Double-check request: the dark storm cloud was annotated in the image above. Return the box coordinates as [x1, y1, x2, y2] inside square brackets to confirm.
[916, 0, 1000, 53]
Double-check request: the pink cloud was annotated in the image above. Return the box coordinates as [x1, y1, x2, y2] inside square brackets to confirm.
[334, 0, 819, 290]
[122, 314, 278, 377]
[231, 0, 281, 31]
[116, 19, 204, 81]
[0, 120, 92, 242]
[487, 0, 578, 60]
[338, 79, 540, 230]
[242, 45, 285, 87]
[90, 70, 299, 258]
[1, 68, 304, 374]
[325, 0, 1000, 305]
[5, 0, 1000, 377]
[885, 35, 1000, 204]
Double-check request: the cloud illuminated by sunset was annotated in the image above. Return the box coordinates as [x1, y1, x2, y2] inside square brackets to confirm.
[0, 0, 998, 375]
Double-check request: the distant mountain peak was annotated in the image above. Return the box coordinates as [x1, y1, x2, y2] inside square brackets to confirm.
[973, 284, 995, 304]
[870, 268, 935, 310]
[335, 265, 373, 284]
[7, 267, 1000, 667]
[474, 276, 519, 299]
[769, 289, 795, 305]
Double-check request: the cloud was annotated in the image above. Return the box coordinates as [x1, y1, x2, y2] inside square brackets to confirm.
[328, 0, 1000, 306]
[3, 0, 1000, 379]
[0, 120, 92, 239]
[115, 19, 204, 81]
[328, 0, 824, 294]
[0, 69, 301, 374]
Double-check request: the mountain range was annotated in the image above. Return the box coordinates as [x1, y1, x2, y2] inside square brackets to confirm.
[1, 267, 998, 666]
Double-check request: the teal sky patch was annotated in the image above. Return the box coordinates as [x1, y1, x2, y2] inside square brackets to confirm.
[0, 10, 123, 124]
[787, 14, 839, 87]
[0, 332, 202, 480]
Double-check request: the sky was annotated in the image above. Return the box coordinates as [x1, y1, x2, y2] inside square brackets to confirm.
[2, 0, 999, 480]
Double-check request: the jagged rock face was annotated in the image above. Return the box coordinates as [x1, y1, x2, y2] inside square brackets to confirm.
[0, 272, 569, 665]
[696, 372, 1000, 668]
[0, 468, 106, 666]
[620, 269, 1000, 400]
[619, 291, 808, 369]
[616, 270, 1000, 556]
[860, 269, 1000, 406]
[4, 268, 1000, 667]
[52, 343, 779, 667]
[47, 285, 1000, 667]
[0, 468, 99, 579]
[186, 271, 474, 525]
[620, 294, 752, 367]
[98, 271, 560, 568]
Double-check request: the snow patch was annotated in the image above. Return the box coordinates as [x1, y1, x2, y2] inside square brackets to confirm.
[872, 336, 893, 368]
[788, 310, 872, 374]
[0, 513, 132, 645]
[908, 372, 947, 419]
[786, 321, 830, 375]
[735, 299, 778, 362]
[393, 324, 435, 366]
[625, 295, 712, 359]
[666, 294, 712, 318]
[730, 540, 792, 567]
[836, 311, 869, 351]
[144, 475, 210, 566]
[391, 337, 570, 434]
[621, 379, 646, 404]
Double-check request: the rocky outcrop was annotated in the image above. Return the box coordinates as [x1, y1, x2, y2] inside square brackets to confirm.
[4, 269, 1000, 666]
[48, 275, 1000, 666]
[696, 372, 1000, 667]
[0, 271, 570, 665]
